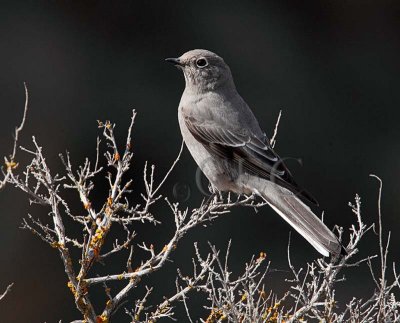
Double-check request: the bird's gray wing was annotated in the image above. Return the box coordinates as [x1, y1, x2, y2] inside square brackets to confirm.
[184, 114, 318, 205]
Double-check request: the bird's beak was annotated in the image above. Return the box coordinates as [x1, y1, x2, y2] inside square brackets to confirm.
[165, 57, 182, 66]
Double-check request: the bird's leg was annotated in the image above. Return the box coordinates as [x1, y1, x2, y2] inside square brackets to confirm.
[204, 193, 216, 207]
[217, 190, 224, 201]
[204, 183, 219, 206]
[208, 182, 217, 194]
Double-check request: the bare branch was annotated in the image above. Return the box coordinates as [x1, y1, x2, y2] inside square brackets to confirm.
[3, 104, 398, 323]
[0, 283, 14, 301]
[270, 109, 282, 148]
[1, 83, 29, 190]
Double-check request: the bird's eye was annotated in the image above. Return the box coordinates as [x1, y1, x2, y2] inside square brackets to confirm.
[196, 58, 208, 68]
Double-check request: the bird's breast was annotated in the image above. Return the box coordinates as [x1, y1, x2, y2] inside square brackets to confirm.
[178, 105, 237, 192]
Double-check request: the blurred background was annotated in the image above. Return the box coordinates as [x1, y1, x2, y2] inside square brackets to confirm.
[0, 1, 399, 321]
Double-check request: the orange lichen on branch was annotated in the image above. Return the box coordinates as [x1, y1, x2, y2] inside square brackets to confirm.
[105, 206, 113, 216]
[96, 314, 108, 323]
[105, 299, 112, 309]
[83, 201, 92, 210]
[113, 152, 120, 162]
[89, 226, 109, 258]
[106, 196, 113, 206]
[67, 279, 89, 299]
[262, 301, 287, 322]
[205, 308, 226, 323]
[67, 281, 77, 297]
[256, 251, 267, 263]
[5, 160, 18, 170]
[51, 241, 65, 249]
[91, 226, 108, 244]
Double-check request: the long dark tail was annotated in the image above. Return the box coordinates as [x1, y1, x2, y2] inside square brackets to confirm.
[249, 178, 342, 257]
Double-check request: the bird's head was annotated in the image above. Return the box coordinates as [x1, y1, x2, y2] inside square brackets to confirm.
[166, 49, 234, 92]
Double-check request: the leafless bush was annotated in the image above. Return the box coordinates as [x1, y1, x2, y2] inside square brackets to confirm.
[1, 88, 399, 322]
[195, 178, 400, 323]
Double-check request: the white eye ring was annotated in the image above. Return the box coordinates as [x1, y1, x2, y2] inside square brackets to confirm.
[196, 58, 208, 68]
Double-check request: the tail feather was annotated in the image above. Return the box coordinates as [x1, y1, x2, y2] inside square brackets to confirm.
[247, 177, 341, 257]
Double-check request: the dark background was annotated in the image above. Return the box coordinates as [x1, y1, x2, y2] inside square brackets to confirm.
[0, 1, 399, 322]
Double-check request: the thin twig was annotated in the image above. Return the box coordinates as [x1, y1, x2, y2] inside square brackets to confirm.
[0, 283, 14, 301]
[270, 109, 282, 148]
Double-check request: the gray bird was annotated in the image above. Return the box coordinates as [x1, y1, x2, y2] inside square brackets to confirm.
[166, 49, 342, 257]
